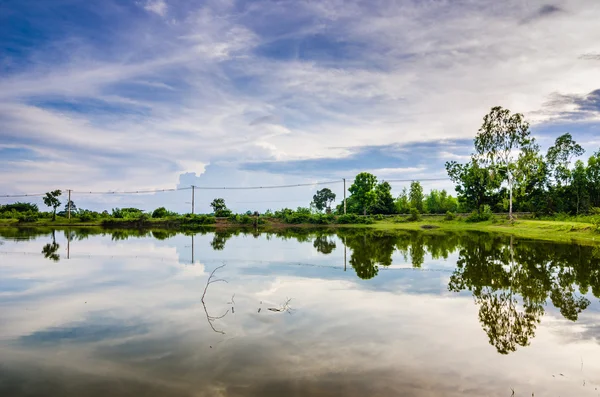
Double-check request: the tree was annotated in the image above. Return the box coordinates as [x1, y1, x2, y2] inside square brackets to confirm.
[371, 181, 396, 214]
[546, 133, 585, 186]
[446, 159, 501, 213]
[210, 198, 231, 217]
[312, 188, 336, 213]
[409, 181, 424, 212]
[395, 187, 410, 214]
[63, 200, 77, 215]
[474, 106, 535, 219]
[587, 150, 600, 208]
[43, 190, 62, 221]
[571, 160, 589, 214]
[348, 172, 378, 215]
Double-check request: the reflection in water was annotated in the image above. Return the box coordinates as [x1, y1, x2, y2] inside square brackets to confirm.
[1, 226, 600, 396]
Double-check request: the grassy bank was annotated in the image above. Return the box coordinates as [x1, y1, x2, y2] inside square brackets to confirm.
[1, 215, 599, 245]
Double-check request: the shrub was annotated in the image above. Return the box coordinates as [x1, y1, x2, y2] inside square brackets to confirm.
[152, 207, 175, 218]
[466, 205, 494, 223]
[182, 214, 216, 226]
[16, 211, 38, 223]
[78, 210, 99, 222]
[444, 211, 456, 221]
[1, 202, 39, 214]
[335, 214, 374, 224]
[373, 214, 384, 221]
[407, 208, 421, 222]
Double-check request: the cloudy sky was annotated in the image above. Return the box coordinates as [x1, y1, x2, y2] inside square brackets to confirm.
[1, 0, 600, 212]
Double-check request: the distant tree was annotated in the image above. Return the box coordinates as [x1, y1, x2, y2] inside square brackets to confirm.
[546, 133, 585, 186]
[571, 160, 589, 214]
[43, 190, 62, 221]
[312, 188, 336, 212]
[63, 200, 77, 215]
[371, 181, 396, 214]
[152, 207, 171, 218]
[348, 172, 378, 215]
[474, 106, 536, 219]
[587, 150, 600, 208]
[210, 198, 231, 217]
[395, 187, 410, 214]
[0, 202, 38, 213]
[409, 181, 424, 212]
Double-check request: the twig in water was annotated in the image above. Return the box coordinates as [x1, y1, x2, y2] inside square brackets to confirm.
[267, 298, 293, 314]
[201, 264, 230, 334]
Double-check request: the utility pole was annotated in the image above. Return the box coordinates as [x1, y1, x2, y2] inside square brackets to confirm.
[191, 185, 195, 214]
[343, 178, 347, 215]
[67, 189, 72, 220]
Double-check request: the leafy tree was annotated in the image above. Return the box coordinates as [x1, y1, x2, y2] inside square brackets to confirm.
[446, 159, 501, 213]
[63, 200, 77, 215]
[152, 207, 176, 218]
[312, 188, 336, 212]
[586, 150, 600, 208]
[395, 187, 410, 214]
[409, 181, 424, 212]
[571, 160, 589, 214]
[474, 106, 535, 219]
[210, 198, 231, 217]
[41, 231, 60, 261]
[371, 181, 396, 214]
[546, 133, 585, 186]
[43, 190, 62, 221]
[348, 172, 378, 215]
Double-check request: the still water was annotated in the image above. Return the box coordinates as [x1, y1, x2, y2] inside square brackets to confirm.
[1, 228, 600, 396]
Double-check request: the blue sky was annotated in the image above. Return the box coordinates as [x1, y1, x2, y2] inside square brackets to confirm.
[1, 0, 600, 212]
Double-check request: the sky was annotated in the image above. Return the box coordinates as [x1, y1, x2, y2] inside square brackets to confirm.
[1, 0, 600, 213]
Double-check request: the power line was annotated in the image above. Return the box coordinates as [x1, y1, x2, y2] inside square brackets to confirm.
[0, 177, 450, 198]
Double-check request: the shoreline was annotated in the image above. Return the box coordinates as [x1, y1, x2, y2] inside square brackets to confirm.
[0, 217, 598, 245]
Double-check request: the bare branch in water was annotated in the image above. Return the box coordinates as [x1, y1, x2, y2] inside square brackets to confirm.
[202, 264, 230, 334]
[268, 298, 294, 314]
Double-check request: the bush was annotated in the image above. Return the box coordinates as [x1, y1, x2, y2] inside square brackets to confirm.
[466, 205, 494, 223]
[78, 210, 99, 222]
[181, 214, 216, 226]
[16, 211, 39, 223]
[373, 214, 384, 221]
[152, 207, 177, 218]
[407, 208, 421, 222]
[335, 214, 374, 224]
[444, 211, 456, 221]
[1, 202, 39, 214]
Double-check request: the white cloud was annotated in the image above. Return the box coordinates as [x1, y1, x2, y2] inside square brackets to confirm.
[143, 0, 167, 17]
[1, 0, 600, 203]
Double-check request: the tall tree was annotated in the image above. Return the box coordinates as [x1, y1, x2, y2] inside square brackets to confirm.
[395, 187, 410, 214]
[312, 188, 336, 213]
[348, 172, 378, 215]
[474, 106, 535, 219]
[546, 133, 585, 186]
[371, 181, 396, 214]
[587, 150, 600, 208]
[43, 190, 62, 221]
[409, 181, 424, 212]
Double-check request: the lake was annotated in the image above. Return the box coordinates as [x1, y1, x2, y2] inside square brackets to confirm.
[1, 228, 599, 396]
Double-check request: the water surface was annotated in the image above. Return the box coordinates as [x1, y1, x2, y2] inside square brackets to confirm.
[1, 228, 600, 396]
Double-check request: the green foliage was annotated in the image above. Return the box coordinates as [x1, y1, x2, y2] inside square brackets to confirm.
[0, 202, 39, 213]
[371, 181, 396, 214]
[407, 208, 421, 222]
[312, 188, 336, 212]
[112, 207, 144, 219]
[395, 187, 410, 214]
[445, 211, 456, 221]
[180, 214, 216, 227]
[152, 207, 177, 218]
[424, 189, 458, 214]
[210, 198, 232, 217]
[335, 214, 374, 224]
[16, 211, 39, 223]
[348, 172, 378, 215]
[43, 190, 62, 221]
[78, 210, 99, 222]
[466, 205, 494, 223]
[409, 181, 424, 212]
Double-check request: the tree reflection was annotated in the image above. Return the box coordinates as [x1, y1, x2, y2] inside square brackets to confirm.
[41, 230, 60, 262]
[313, 236, 337, 255]
[449, 234, 600, 354]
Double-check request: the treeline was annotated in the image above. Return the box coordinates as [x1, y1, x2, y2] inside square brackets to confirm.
[446, 106, 600, 216]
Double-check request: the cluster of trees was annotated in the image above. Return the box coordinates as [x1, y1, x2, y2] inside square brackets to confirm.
[446, 106, 600, 216]
[309, 177, 458, 216]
